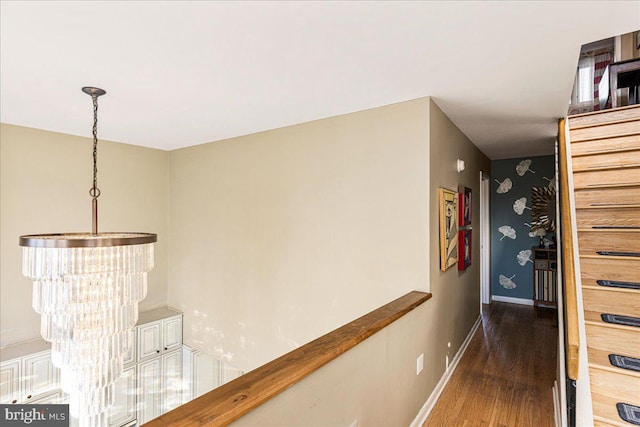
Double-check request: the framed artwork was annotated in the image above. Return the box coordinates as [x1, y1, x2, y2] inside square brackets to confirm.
[458, 186, 472, 226]
[439, 188, 458, 271]
[458, 229, 472, 271]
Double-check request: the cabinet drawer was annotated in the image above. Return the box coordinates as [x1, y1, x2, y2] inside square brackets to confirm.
[535, 260, 549, 270]
[580, 256, 640, 282]
[534, 250, 549, 260]
[578, 230, 640, 256]
[573, 167, 640, 190]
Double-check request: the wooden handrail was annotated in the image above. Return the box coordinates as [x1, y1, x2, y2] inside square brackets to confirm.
[144, 291, 432, 426]
[558, 117, 580, 381]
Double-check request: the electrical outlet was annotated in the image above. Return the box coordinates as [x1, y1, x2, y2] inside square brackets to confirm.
[416, 353, 424, 375]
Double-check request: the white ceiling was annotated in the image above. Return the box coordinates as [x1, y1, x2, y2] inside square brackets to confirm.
[1, 1, 638, 159]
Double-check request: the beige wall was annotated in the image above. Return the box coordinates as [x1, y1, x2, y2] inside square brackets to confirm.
[428, 98, 491, 370]
[0, 124, 169, 346]
[231, 301, 433, 427]
[2, 97, 490, 422]
[223, 99, 491, 425]
[168, 99, 431, 370]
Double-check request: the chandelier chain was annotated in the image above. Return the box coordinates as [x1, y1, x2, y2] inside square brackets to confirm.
[90, 94, 101, 199]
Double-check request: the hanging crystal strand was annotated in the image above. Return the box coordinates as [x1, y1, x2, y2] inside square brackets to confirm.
[23, 244, 153, 423]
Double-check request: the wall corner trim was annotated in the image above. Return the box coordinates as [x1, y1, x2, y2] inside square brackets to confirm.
[409, 315, 482, 427]
[553, 380, 562, 427]
[491, 295, 534, 306]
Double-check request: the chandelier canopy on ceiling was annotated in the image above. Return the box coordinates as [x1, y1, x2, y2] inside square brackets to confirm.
[19, 87, 157, 427]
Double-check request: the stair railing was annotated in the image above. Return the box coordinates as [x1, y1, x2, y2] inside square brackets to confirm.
[558, 119, 580, 368]
[558, 117, 580, 381]
[559, 117, 580, 426]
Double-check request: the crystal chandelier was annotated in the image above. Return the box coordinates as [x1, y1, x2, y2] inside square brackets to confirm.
[19, 87, 157, 427]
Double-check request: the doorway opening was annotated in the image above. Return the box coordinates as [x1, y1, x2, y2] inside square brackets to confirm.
[480, 171, 491, 308]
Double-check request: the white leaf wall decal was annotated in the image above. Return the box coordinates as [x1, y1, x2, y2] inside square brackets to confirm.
[543, 176, 556, 191]
[525, 222, 546, 237]
[513, 197, 531, 215]
[498, 225, 517, 241]
[526, 222, 536, 237]
[516, 159, 536, 176]
[517, 250, 533, 266]
[499, 274, 517, 289]
[495, 178, 513, 194]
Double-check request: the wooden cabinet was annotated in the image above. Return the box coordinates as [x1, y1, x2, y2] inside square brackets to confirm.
[137, 309, 183, 362]
[22, 350, 60, 401]
[108, 366, 137, 427]
[183, 347, 215, 401]
[135, 307, 183, 424]
[137, 348, 183, 424]
[0, 345, 59, 405]
[137, 357, 162, 425]
[182, 346, 244, 405]
[161, 350, 183, 412]
[533, 248, 558, 308]
[0, 360, 20, 404]
[1, 307, 183, 426]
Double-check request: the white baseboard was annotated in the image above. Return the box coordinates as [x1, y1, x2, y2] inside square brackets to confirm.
[491, 295, 534, 306]
[410, 315, 482, 427]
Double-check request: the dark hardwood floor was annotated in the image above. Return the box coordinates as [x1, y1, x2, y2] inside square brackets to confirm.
[424, 302, 558, 427]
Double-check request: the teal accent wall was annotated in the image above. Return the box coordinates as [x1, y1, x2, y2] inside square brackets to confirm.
[490, 155, 555, 300]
